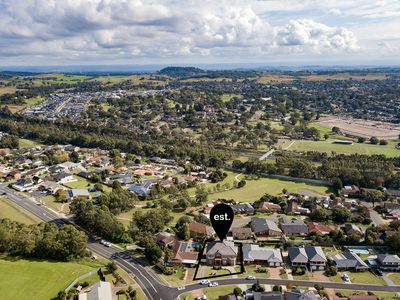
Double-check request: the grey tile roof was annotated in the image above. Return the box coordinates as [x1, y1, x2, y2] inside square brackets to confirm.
[252, 291, 284, 300]
[304, 246, 327, 263]
[251, 217, 282, 234]
[242, 244, 283, 263]
[206, 241, 238, 257]
[279, 218, 308, 235]
[288, 247, 308, 263]
[377, 254, 400, 264]
[329, 250, 368, 269]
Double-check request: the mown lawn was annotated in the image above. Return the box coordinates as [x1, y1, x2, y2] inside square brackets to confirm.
[203, 285, 242, 300]
[19, 138, 44, 148]
[0, 257, 98, 300]
[208, 174, 330, 203]
[0, 197, 39, 224]
[285, 139, 400, 157]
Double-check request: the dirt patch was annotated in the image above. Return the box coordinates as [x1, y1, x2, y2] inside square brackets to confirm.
[308, 270, 330, 282]
[317, 116, 400, 139]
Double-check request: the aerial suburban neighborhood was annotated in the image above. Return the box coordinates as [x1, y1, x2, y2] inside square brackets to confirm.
[1, 1, 400, 300]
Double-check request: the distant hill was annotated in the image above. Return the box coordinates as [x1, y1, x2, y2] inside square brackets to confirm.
[158, 66, 205, 77]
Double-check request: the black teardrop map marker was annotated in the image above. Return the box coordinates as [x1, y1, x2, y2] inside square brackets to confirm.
[210, 203, 234, 241]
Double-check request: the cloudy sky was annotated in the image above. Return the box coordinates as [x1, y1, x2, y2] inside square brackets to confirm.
[0, 0, 399, 67]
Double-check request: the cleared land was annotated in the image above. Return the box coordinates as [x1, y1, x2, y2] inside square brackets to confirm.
[0, 257, 97, 300]
[208, 175, 330, 202]
[0, 197, 39, 224]
[283, 139, 400, 157]
[316, 116, 400, 139]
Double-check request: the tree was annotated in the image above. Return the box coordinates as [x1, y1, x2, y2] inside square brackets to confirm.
[195, 185, 208, 205]
[309, 208, 328, 222]
[54, 189, 68, 203]
[385, 232, 400, 251]
[237, 179, 246, 188]
[379, 139, 388, 145]
[233, 287, 242, 296]
[323, 133, 329, 140]
[144, 241, 163, 264]
[357, 137, 366, 143]
[325, 266, 338, 277]
[332, 206, 351, 223]
[370, 136, 379, 145]
[106, 261, 118, 274]
[251, 281, 265, 292]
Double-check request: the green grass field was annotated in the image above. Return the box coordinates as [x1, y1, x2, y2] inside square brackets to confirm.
[285, 139, 400, 157]
[221, 94, 239, 102]
[0, 257, 97, 300]
[19, 138, 43, 148]
[0, 198, 39, 224]
[208, 175, 330, 203]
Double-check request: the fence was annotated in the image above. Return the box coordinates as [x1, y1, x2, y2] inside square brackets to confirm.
[65, 268, 101, 292]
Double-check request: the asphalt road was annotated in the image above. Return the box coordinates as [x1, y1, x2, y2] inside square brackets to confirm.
[2, 185, 400, 300]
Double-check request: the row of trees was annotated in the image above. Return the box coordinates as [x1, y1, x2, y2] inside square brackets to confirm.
[0, 219, 87, 261]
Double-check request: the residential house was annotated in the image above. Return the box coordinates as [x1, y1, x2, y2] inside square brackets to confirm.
[54, 172, 76, 184]
[329, 250, 368, 271]
[376, 254, 400, 271]
[38, 181, 67, 194]
[286, 200, 310, 215]
[288, 246, 327, 270]
[284, 289, 322, 300]
[169, 241, 199, 267]
[78, 171, 93, 179]
[127, 181, 155, 197]
[258, 201, 282, 213]
[246, 292, 284, 300]
[342, 185, 360, 197]
[343, 224, 363, 236]
[6, 170, 21, 181]
[155, 232, 177, 249]
[251, 217, 282, 237]
[387, 190, 400, 200]
[242, 244, 283, 267]
[12, 178, 35, 192]
[78, 281, 112, 300]
[70, 188, 91, 200]
[279, 218, 308, 236]
[230, 227, 253, 240]
[288, 247, 308, 269]
[304, 246, 327, 270]
[308, 222, 337, 236]
[206, 241, 238, 266]
[232, 202, 255, 214]
[188, 222, 215, 240]
[133, 169, 157, 176]
[220, 295, 237, 300]
[48, 165, 65, 173]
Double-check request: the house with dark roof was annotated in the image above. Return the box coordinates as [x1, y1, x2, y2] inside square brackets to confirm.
[12, 177, 34, 192]
[243, 244, 283, 267]
[288, 247, 308, 268]
[284, 289, 321, 300]
[343, 223, 363, 236]
[286, 200, 310, 215]
[127, 180, 155, 197]
[246, 291, 284, 300]
[329, 250, 368, 271]
[230, 227, 253, 240]
[53, 172, 75, 184]
[251, 217, 282, 237]
[232, 202, 255, 214]
[279, 218, 308, 236]
[376, 254, 400, 271]
[206, 241, 238, 266]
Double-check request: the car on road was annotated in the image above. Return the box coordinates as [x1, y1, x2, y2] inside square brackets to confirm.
[100, 240, 112, 247]
[246, 275, 256, 280]
[342, 273, 350, 282]
[208, 282, 218, 287]
[376, 269, 384, 276]
[200, 280, 210, 285]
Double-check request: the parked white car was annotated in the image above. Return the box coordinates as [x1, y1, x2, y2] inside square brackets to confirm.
[342, 274, 350, 282]
[200, 280, 211, 285]
[208, 282, 218, 287]
[246, 275, 256, 280]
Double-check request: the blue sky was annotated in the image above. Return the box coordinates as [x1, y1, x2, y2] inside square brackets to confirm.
[0, 0, 399, 66]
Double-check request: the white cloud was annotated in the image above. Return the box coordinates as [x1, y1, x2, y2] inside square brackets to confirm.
[0, 0, 397, 65]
